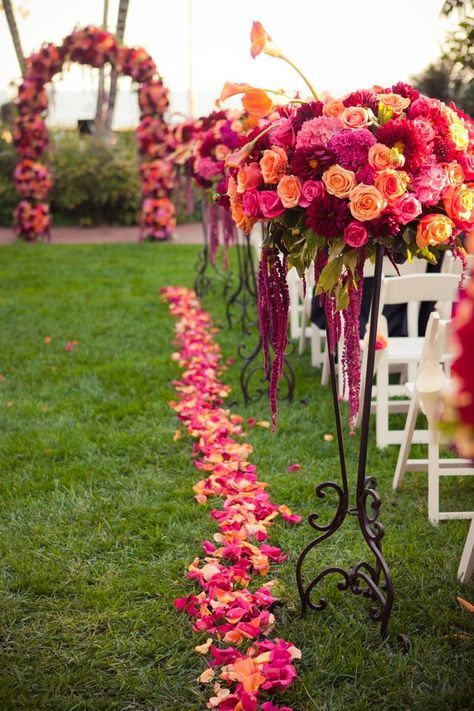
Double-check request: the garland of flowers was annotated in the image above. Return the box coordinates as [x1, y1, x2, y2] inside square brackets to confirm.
[162, 285, 302, 711]
[219, 21, 473, 430]
[13, 25, 176, 241]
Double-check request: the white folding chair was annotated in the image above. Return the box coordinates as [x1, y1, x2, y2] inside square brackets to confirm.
[367, 273, 460, 448]
[458, 518, 474, 585]
[393, 312, 474, 523]
[328, 258, 427, 392]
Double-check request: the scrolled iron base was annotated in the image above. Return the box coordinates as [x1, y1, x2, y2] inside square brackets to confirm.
[295, 243, 408, 647]
[239, 336, 295, 406]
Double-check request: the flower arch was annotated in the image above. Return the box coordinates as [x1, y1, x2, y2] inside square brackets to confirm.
[13, 25, 176, 241]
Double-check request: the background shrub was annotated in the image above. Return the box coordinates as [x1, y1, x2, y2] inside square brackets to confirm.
[0, 128, 200, 227]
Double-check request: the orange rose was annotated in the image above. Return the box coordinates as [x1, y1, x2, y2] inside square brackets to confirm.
[377, 92, 411, 115]
[236, 162, 263, 193]
[442, 183, 474, 223]
[277, 174, 302, 208]
[322, 164, 356, 199]
[444, 161, 465, 187]
[259, 145, 288, 184]
[340, 106, 371, 129]
[323, 99, 345, 117]
[349, 183, 387, 221]
[368, 143, 392, 172]
[230, 193, 257, 234]
[416, 213, 455, 249]
[374, 169, 407, 203]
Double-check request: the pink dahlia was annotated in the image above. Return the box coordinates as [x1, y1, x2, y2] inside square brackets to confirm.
[306, 192, 350, 237]
[296, 116, 342, 150]
[328, 128, 376, 171]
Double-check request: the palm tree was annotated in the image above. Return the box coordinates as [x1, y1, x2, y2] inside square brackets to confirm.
[104, 0, 129, 135]
[2, 0, 26, 76]
[95, 0, 110, 134]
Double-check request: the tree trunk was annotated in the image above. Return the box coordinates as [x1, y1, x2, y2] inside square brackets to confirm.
[3, 0, 26, 76]
[104, 0, 129, 135]
[95, 0, 110, 135]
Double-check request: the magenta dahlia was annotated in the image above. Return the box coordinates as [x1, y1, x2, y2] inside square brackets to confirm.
[343, 89, 378, 113]
[291, 144, 336, 179]
[306, 193, 350, 238]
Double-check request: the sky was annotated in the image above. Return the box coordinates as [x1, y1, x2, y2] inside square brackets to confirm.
[0, 0, 459, 126]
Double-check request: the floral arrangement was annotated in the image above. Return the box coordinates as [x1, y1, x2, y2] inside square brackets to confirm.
[14, 200, 50, 241]
[163, 285, 302, 710]
[13, 25, 175, 241]
[14, 159, 52, 200]
[221, 21, 474, 428]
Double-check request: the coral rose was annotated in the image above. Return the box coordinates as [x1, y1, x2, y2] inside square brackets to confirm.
[368, 143, 392, 172]
[377, 92, 411, 115]
[373, 169, 407, 203]
[443, 184, 474, 224]
[340, 106, 371, 129]
[349, 183, 387, 221]
[392, 193, 422, 225]
[323, 99, 345, 117]
[237, 162, 263, 193]
[444, 161, 465, 188]
[277, 174, 302, 208]
[299, 180, 325, 208]
[416, 214, 455, 249]
[322, 164, 357, 199]
[260, 145, 288, 184]
[344, 221, 368, 248]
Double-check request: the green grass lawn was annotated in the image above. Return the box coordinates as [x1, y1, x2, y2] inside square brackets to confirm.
[0, 243, 473, 710]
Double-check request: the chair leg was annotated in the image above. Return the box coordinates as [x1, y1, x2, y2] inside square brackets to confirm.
[458, 518, 474, 585]
[375, 354, 389, 448]
[310, 325, 321, 367]
[299, 307, 308, 355]
[428, 440, 440, 525]
[393, 391, 420, 490]
[321, 344, 329, 383]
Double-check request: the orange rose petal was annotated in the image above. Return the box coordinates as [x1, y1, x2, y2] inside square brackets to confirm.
[457, 596, 474, 613]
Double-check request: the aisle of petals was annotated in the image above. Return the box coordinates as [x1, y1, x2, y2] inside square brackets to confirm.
[162, 286, 302, 711]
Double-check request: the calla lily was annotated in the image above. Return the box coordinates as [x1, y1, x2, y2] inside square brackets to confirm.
[242, 88, 274, 118]
[250, 21, 282, 59]
[220, 81, 253, 102]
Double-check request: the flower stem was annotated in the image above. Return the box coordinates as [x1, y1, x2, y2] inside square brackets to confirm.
[280, 53, 319, 102]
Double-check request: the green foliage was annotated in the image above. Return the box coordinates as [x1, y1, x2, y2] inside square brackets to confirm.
[0, 244, 472, 709]
[0, 135, 16, 225]
[0, 129, 200, 228]
[49, 132, 140, 226]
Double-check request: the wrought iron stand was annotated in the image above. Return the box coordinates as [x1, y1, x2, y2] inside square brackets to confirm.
[226, 229, 258, 333]
[295, 243, 407, 645]
[233, 227, 296, 406]
[194, 201, 231, 299]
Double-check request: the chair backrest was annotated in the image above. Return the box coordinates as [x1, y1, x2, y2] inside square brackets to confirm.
[379, 273, 460, 337]
[363, 257, 427, 278]
[441, 250, 464, 276]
